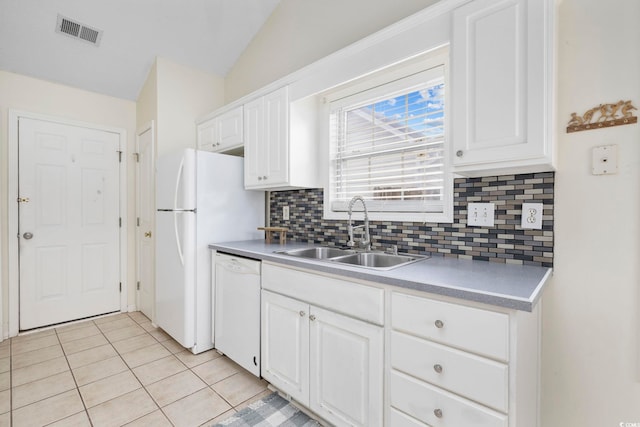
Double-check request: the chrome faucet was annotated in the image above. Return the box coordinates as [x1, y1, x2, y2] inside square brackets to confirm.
[347, 196, 371, 251]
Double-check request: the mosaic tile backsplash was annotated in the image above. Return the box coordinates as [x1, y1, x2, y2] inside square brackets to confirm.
[269, 172, 554, 267]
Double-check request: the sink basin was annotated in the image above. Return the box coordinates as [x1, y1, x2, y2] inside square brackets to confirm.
[330, 252, 427, 270]
[275, 246, 428, 270]
[276, 247, 356, 259]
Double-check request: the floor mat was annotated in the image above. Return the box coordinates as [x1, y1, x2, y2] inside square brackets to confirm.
[212, 392, 321, 427]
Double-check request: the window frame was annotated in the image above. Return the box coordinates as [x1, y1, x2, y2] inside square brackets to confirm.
[321, 48, 453, 223]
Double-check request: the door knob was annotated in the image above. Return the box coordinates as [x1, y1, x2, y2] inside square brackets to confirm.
[23, 232, 33, 240]
[144, 231, 152, 238]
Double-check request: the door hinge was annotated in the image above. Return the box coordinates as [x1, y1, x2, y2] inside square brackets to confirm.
[117, 151, 123, 162]
[119, 282, 122, 292]
[137, 281, 140, 291]
[134, 152, 140, 163]
[137, 217, 140, 227]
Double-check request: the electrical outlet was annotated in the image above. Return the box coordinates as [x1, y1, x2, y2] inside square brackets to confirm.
[521, 203, 543, 229]
[282, 206, 290, 221]
[467, 203, 495, 227]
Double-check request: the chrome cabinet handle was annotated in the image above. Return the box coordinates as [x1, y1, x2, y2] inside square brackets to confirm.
[144, 231, 152, 238]
[299, 311, 305, 317]
[456, 150, 464, 157]
[258, 177, 263, 181]
[434, 408, 443, 418]
[23, 232, 33, 240]
[263, 176, 268, 180]
[433, 364, 443, 374]
[435, 319, 444, 329]
[309, 315, 316, 321]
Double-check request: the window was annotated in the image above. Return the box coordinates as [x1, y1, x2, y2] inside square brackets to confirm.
[325, 53, 452, 223]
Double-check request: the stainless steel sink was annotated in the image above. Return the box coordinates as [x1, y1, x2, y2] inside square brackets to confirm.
[276, 247, 356, 259]
[330, 252, 427, 270]
[275, 246, 428, 270]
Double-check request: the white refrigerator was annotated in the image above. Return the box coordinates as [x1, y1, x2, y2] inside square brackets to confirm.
[155, 148, 264, 354]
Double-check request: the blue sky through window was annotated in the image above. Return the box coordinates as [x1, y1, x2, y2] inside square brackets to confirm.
[366, 81, 444, 140]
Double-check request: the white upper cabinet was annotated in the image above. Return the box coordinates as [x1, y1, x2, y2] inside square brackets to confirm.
[244, 86, 319, 190]
[451, 0, 555, 176]
[244, 87, 289, 188]
[197, 106, 243, 153]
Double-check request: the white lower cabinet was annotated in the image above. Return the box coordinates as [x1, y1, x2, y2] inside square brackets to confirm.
[388, 291, 541, 427]
[261, 290, 309, 405]
[260, 263, 540, 427]
[261, 286, 383, 427]
[309, 306, 383, 427]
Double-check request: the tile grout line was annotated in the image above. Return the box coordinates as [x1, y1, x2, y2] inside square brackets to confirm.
[56, 320, 94, 427]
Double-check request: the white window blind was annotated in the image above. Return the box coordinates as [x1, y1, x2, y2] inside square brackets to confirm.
[329, 66, 446, 214]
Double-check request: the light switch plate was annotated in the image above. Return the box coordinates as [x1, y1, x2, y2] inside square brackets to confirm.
[467, 203, 495, 227]
[521, 203, 543, 229]
[592, 145, 618, 175]
[282, 206, 290, 221]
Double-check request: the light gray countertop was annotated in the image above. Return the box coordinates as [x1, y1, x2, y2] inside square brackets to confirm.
[208, 240, 552, 312]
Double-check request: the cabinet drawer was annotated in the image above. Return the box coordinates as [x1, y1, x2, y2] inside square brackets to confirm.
[262, 263, 384, 325]
[390, 371, 508, 427]
[391, 292, 509, 361]
[389, 408, 429, 427]
[391, 331, 508, 413]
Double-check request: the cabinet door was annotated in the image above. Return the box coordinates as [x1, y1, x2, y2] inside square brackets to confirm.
[197, 118, 216, 152]
[309, 306, 383, 427]
[215, 106, 244, 151]
[261, 290, 310, 405]
[452, 0, 552, 172]
[244, 97, 264, 188]
[262, 87, 289, 186]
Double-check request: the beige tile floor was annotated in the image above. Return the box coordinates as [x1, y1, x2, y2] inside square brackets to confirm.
[0, 312, 271, 427]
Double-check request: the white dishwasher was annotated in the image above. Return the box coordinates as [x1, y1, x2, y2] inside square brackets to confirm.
[214, 252, 261, 377]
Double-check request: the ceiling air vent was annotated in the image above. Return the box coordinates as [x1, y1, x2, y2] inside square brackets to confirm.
[55, 14, 103, 46]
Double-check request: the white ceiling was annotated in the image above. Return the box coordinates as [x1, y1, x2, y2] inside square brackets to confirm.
[0, 0, 280, 100]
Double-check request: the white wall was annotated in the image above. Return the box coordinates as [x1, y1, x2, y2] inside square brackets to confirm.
[0, 70, 137, 336]
[542, 0, 640, 425]
[224, 0, 440, 102]
[137, 57, 225, 155]
[154, 57, 225, 156]
[137, 60, 158, 133]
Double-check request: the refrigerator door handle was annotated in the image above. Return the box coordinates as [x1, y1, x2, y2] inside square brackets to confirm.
[174, 210, 185, 266]
[174, 156, 185, 210]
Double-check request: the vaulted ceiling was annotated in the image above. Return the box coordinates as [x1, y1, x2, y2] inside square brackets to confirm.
[0, 0, 280, 100]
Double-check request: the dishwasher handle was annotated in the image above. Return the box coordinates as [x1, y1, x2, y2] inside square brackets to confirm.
[215, 254, 261, 275]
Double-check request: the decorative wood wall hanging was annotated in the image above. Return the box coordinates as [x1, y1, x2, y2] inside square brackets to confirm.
[566, 100, 637, 133]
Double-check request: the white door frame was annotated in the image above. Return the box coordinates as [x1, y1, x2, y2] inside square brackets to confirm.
[7, 109, 128, 337]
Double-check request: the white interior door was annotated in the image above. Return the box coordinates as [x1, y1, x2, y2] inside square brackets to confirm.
[136, 124, 155, 320]
[18, 117, 121, 330]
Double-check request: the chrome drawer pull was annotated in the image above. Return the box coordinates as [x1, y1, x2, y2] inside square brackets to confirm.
[433, 364, 443, 374]
[434, 408, 443, 418]
[434, 319, 444, 329]
[309, 315, 316, 321]
[299, 311, 305, 317]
